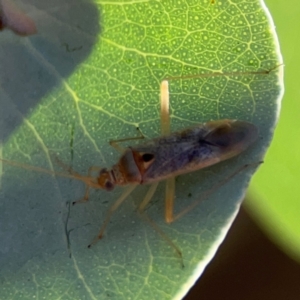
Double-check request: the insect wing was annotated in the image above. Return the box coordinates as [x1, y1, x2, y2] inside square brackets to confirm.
[203, 120, 259, 160]
[131, 120, 258, 184]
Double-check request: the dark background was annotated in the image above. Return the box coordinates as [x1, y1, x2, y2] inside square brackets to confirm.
[185, 206, 300, 300]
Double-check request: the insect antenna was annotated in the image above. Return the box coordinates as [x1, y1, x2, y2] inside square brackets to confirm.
[0, 157, 96, 190]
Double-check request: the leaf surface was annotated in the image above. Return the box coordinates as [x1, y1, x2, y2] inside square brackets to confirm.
[0, 0, 283, 299]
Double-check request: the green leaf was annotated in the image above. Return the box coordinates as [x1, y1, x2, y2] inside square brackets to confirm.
[0, 0, 283, 299]
[247, 0, 300, 263]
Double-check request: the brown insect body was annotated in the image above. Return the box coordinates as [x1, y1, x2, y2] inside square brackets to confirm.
[98, 119, 258, 191]
[0, 70, 271, 251]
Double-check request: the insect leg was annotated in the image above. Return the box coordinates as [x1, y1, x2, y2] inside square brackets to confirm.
[52, 156, 98, 205]
[109, 128, 145, 153]
[137, 182, 183, 266]
[172, 162, 262, 222]
[160, 80, 170, 135]
[165, 177, 176, 223]
[88, 183, 138, 247]
[160, 80, 176, 224]
[164, 65, 281, 81]
[73, 166, 103, 204]
[138, 182, 159, 213]
[73, 184, 90, 204]
[142, 212, 183, 267]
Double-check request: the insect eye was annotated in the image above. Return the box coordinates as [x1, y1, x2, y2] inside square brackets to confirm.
[105, 181, 114, 191]
[99, 168, 108, 175]
[142, 153, 154, 162]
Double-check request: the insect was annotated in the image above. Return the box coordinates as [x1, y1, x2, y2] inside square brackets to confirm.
[0, 68, 271, 253]
[79, 80, 258, 246]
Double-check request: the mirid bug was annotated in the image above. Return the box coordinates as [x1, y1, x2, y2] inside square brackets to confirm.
[78, 80, 258, 247]
[0, 69, 269, 251]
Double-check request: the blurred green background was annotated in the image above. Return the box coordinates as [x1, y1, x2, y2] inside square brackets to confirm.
[186, 1, 300, 298]
[248, 0, 300, 264]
